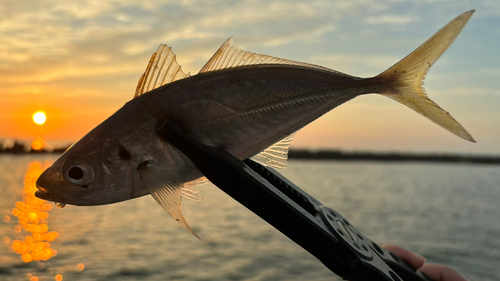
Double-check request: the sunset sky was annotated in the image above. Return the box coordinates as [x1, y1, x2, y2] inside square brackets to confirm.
[0, 0, 498, 154]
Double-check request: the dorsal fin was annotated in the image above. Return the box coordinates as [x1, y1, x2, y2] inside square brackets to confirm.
[135, 44, 190, 97]
[250, 132, 296, 170]
[200, 38, 344, 74]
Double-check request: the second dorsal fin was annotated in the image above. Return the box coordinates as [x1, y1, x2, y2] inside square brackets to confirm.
[135, 44, 191, 97]
[199, 37, 343, 74]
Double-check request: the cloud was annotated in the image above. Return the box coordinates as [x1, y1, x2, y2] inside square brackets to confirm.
[309, 53, 401, 77]
[0, 0, 391, 83]
[433, 87, 500, 97]
[364, 14, 417, 25]
[0, 0, 498, 152]
[253, 24, 337, 47]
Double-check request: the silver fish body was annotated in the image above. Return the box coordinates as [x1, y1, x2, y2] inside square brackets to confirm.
[36, 11, 475, 237]
[157, 66, 375, 157]
[36, 65, 376, 205]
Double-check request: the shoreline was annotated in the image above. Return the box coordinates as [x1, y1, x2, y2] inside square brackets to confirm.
[1, 141, 499, 165]
[288, 150, 500, 165]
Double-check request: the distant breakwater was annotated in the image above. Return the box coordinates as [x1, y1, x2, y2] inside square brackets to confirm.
[1, 140, 499, 165]
[289, 150, 500, 165]
[0, 140, 69, 154]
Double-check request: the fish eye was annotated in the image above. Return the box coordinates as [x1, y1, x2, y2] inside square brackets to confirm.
[63, 159, 94, 186]
[68, 166, 84, 180]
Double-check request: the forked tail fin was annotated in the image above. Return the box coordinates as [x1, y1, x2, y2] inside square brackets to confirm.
[376, 10, 475, 142]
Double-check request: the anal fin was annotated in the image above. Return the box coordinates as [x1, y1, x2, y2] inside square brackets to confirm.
[250, 132, 296, 170]
[137, 162, 201, 240]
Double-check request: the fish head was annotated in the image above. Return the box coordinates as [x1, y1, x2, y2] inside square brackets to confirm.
[35, 132, 148, 206]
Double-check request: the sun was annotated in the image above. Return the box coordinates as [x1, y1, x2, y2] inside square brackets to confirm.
[33, 111, 46, 125]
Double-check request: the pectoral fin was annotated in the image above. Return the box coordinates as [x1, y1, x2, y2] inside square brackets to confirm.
[137, 162, 201, 240]
[182, 177, 207, 201]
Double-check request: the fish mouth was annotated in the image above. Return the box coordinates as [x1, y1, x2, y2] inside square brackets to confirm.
[35, 190, 51, 200]
[35, 185, 56, 202]
[35, 180, 63, 204]
[35, 190, 66, 208]
[35, 167, 63, 204]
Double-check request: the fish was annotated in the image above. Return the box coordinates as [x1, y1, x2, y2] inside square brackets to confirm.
[36, 11, 475, 238]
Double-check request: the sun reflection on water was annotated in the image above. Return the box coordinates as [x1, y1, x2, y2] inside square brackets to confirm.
[31, 137, 46, 151]
[2, 161, 86, 280]
[10, 161, 59, 263]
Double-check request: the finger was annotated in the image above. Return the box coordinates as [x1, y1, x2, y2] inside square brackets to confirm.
[420, 264, 469, 281]
[381, 244, 426, 269]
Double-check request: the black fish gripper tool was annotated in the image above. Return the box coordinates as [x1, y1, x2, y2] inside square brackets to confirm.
[157, 120, 433, 281]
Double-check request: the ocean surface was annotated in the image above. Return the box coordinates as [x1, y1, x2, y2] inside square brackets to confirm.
[0, 155, 499, 281]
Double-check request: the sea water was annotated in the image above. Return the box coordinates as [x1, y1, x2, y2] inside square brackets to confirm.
[0, 155, 498, 280]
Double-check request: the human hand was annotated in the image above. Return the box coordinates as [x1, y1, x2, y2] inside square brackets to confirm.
[382, 244, 469, 281]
